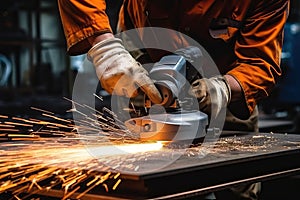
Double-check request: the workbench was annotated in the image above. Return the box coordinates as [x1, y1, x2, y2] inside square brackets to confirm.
[1, 132, 300, 199]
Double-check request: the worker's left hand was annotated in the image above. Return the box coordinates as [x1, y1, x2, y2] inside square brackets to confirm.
[189, 76, 231, 119]
[87, 37, 162, 104]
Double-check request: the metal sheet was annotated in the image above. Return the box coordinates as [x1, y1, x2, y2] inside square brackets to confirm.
[1, 132, 300, 199]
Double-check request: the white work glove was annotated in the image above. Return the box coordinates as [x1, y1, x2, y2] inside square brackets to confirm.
[87, 37, 162, 104]
[189, 76, 231, 119]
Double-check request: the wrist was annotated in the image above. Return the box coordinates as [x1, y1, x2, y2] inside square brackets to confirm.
[88, 33, 115, 47]
[224, 75, 250, 119]
[224, 74, 242, 102]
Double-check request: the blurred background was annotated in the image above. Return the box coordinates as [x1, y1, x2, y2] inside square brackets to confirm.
[0, 0, 124, 119]
[0, 0, 299, 131]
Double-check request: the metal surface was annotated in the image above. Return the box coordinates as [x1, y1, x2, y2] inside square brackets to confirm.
[117, 132, 300, 199]
[1, 132, 300, 199]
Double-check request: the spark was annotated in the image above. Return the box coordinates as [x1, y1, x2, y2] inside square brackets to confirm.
[0, 136, 167, 198]
[4, 121, 34, 127]
[30, 107, 54, 115]
[63, 97, 85, 108]
[93, 93, 103, 101]
[0, 128, 19, 132]
[42, 113, 72, 123]
[102, 183, 109, 192]
[0, 124, 15, 128]
[0, 97, 166, 199]
[13, 195, 22, 200]
[113, 173, 120, 179]
[112, 179, 121, 190]
[130, 101, 137, 115]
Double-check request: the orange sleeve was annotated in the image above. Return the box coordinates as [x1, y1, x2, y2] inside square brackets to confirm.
[58, 0, 112, 55]
[227, 0, 289, 114]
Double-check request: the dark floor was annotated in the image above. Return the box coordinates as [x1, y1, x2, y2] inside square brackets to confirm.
[261, 176, 300, 200]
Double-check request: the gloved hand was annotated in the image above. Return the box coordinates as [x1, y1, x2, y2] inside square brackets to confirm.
[87, 37, 162, 104]
[189, 76, 231, 119]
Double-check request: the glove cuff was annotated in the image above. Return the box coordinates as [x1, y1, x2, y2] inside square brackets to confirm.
[87, 37, 124, 61]
[87, 37, 130, 78]
[221, 76, 232, 105]
[210, 75, 231, 106]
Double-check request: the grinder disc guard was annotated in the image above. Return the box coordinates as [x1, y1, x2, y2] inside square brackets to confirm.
[125, 110, 208, 142]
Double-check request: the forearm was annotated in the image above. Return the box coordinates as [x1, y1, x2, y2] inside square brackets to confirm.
[58, 0, 112, 55]
[227, 0, 289, 118]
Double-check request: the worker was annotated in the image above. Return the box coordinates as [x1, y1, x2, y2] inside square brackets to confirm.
[58, 0, 289, 199]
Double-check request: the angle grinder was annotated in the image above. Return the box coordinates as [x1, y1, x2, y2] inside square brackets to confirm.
[125, 47, 208, 143]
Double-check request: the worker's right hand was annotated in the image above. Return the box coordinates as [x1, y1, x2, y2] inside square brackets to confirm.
[189, 76, 231, 120]
[87, 37, 162, 104]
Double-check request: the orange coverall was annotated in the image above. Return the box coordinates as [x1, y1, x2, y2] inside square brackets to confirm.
[58, 0, 289, 116]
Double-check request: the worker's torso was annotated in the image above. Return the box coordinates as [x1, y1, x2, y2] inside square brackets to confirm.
[121, 0, 253, 73]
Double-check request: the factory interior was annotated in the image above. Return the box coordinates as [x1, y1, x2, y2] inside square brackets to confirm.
[0, 0, 300, 199]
